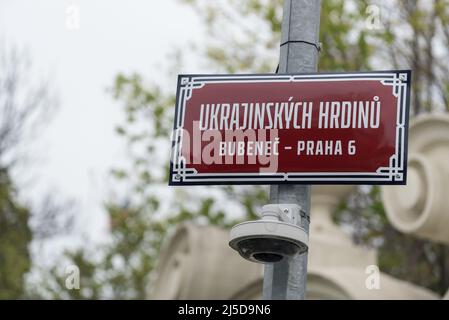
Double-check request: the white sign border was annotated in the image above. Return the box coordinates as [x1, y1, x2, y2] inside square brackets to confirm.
[170, 70, 411, 185]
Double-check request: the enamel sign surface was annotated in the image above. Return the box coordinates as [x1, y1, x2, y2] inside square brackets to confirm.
[169, 70, 411, 185]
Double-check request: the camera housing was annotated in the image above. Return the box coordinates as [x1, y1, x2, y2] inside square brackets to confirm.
[229, 205, 308, 264]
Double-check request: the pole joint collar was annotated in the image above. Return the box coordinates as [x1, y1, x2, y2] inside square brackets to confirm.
[280, 39, 321, 52]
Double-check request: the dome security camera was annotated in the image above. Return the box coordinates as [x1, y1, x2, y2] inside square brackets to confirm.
[229, 204, 308, 264]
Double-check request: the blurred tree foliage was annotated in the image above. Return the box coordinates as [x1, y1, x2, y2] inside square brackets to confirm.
[0, 168, 31, 299]
[0, 46, 57, 298]
[44, 0, 449, 298]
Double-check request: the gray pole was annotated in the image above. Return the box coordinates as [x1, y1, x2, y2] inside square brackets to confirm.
[262, 0, 321, 300]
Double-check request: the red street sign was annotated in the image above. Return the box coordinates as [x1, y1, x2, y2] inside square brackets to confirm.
[169, 70, 411, 185]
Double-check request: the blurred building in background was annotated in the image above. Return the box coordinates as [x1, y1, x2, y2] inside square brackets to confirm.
[150, 113, 449, 300]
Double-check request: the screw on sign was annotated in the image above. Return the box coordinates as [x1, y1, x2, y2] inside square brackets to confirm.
[170, 71, 411, 186]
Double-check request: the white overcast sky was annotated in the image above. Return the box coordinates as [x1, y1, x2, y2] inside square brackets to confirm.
[0, 0, 203, 239]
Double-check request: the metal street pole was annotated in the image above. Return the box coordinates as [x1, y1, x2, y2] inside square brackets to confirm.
[262, 0, 321, 300]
